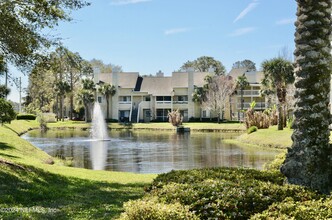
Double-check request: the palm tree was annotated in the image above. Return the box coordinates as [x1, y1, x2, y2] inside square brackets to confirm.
[281, 0, 332, 194]
[261, 58, 294, 130]
[236, 73, 249, 121]
[77, 78, 95, 122]
[55, 81, 70, 121]
[192, 86, 206, 121]
[98, 83, 116, 120]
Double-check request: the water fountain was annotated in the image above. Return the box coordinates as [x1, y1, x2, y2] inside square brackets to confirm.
[90, 102, 108, 170]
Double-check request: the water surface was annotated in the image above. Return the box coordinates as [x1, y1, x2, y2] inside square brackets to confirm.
[22, 129, 280, 174]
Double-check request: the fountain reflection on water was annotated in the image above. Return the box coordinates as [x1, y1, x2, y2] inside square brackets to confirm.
[90, 102, 108, 170]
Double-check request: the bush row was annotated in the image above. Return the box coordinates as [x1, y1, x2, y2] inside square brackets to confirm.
[120, 166, 325, 220]
[16, 114, 36, 120]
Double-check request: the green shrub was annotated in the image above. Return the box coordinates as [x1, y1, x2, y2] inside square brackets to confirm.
[247, 126, 258, 134]
[16, 114, 37, 120]
[148, 168, 285, 188]
[106, 118, 118, 123]
[263, 153, 286, 171]
[143, 168, 320, 220]
[118, 197, 198, 220]
[251, 197, 332, 220]
[0, 98, 16, 124]
[287, 116, 294, 129]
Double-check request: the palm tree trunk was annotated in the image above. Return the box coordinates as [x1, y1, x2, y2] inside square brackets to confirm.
[84, 104, 88, 123]
[60, 95, 64, 122]
[281, 0, 332, 194]
[56, 96, 59, 121]
[70, 95, 73, 120]
[277, 104, 283, 130]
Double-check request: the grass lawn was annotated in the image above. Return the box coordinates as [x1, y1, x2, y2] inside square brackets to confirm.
[41, 120, 246, 132]
[0, 120, 156, 219]
[227, 125, 332, 150]
[108, 121, 246, 132]
[234, 126, 293, 149]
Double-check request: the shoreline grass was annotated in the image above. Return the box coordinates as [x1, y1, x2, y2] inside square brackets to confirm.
[231, 126, 293, 150]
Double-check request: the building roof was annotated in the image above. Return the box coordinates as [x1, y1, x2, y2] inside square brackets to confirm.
[171, 72, 188, 88]
[96, 73, 112, 84]
[228, 68, 248, 79]
[95, 71, 212, 95]
[140, 77, 173, 95]
[117, 72, 139, 88]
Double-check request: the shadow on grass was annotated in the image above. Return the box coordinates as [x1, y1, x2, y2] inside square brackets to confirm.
[0, 142, 14, 151]
[0, 164, 148, 219]
[3, 125, 20, 135]
[0, 152, 19, 159]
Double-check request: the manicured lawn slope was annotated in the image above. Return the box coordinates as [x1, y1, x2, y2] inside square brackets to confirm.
[235, 126, 292, 149]
[0, 120, 155, 219]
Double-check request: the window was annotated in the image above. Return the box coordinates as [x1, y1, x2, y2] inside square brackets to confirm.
[119, 110, 130, 122]
[164, 96, 171, 101]
[119, 96, 131, 103]
[144, 96, 151, 101]
[145, 110, 151, 117]
[202, 110, 207, 118]
[156, 109, 170, 121]
[180, 110, 188, 121]
[97, 96, 102, 103]
[174, 95, 188, 104]
[156, 96, 171, 103]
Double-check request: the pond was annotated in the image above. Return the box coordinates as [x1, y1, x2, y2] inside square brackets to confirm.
[22, 129, 280, 174]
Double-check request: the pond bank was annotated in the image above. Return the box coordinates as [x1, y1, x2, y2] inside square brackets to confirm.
[0, 120, 156, 219]
[47, 121, 247, 132]
[227, 126, 293, 150]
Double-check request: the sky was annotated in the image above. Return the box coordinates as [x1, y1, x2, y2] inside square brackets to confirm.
[5, 0, 297, 103]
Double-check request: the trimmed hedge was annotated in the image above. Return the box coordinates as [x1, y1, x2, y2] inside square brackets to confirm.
[120, 167, 322, 220]
[247, 125, 258, 134]
[251, 197, 332, 219]
[16, 114, 36, 120]
[118, 197, 198, 220]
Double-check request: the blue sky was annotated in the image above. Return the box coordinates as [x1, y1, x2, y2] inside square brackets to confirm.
[6, 0, 297, 102]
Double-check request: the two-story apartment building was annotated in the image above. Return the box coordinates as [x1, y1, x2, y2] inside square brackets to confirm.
[94, 69, 211, 122]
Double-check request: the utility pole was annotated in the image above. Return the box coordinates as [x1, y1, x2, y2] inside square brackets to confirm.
[18, 77, 22, 112]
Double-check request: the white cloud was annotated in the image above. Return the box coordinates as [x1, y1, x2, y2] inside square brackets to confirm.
[233, 0, 259, 23]
[110, 0, 151, 6]
[229, 27, 256, 37]
[164, 28, 190, 35]
[276, 18, 296, 25]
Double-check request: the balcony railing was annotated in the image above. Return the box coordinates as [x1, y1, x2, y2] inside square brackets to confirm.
[236, 90, 260, 96]
[237, 102, 266, 110]
[156, 101, 172, 104]
[119, 101, 132, 104]
[173, 101, 188, 104]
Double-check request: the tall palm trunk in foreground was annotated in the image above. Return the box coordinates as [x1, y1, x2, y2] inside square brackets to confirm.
[281, 0, 332, 194]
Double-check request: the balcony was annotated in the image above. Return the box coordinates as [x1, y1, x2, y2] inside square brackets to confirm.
[236, 90, 260, 97]
[237, 102, 266, 110]
[119, 101, 132, 104]
[156, 101, 172, 105]
[173, 101, 188, 104]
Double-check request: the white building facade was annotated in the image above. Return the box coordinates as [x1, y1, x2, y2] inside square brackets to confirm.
[94, 70, 212, 122]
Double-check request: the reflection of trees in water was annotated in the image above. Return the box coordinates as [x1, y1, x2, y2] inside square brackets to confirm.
[25, 130, 279, 173]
